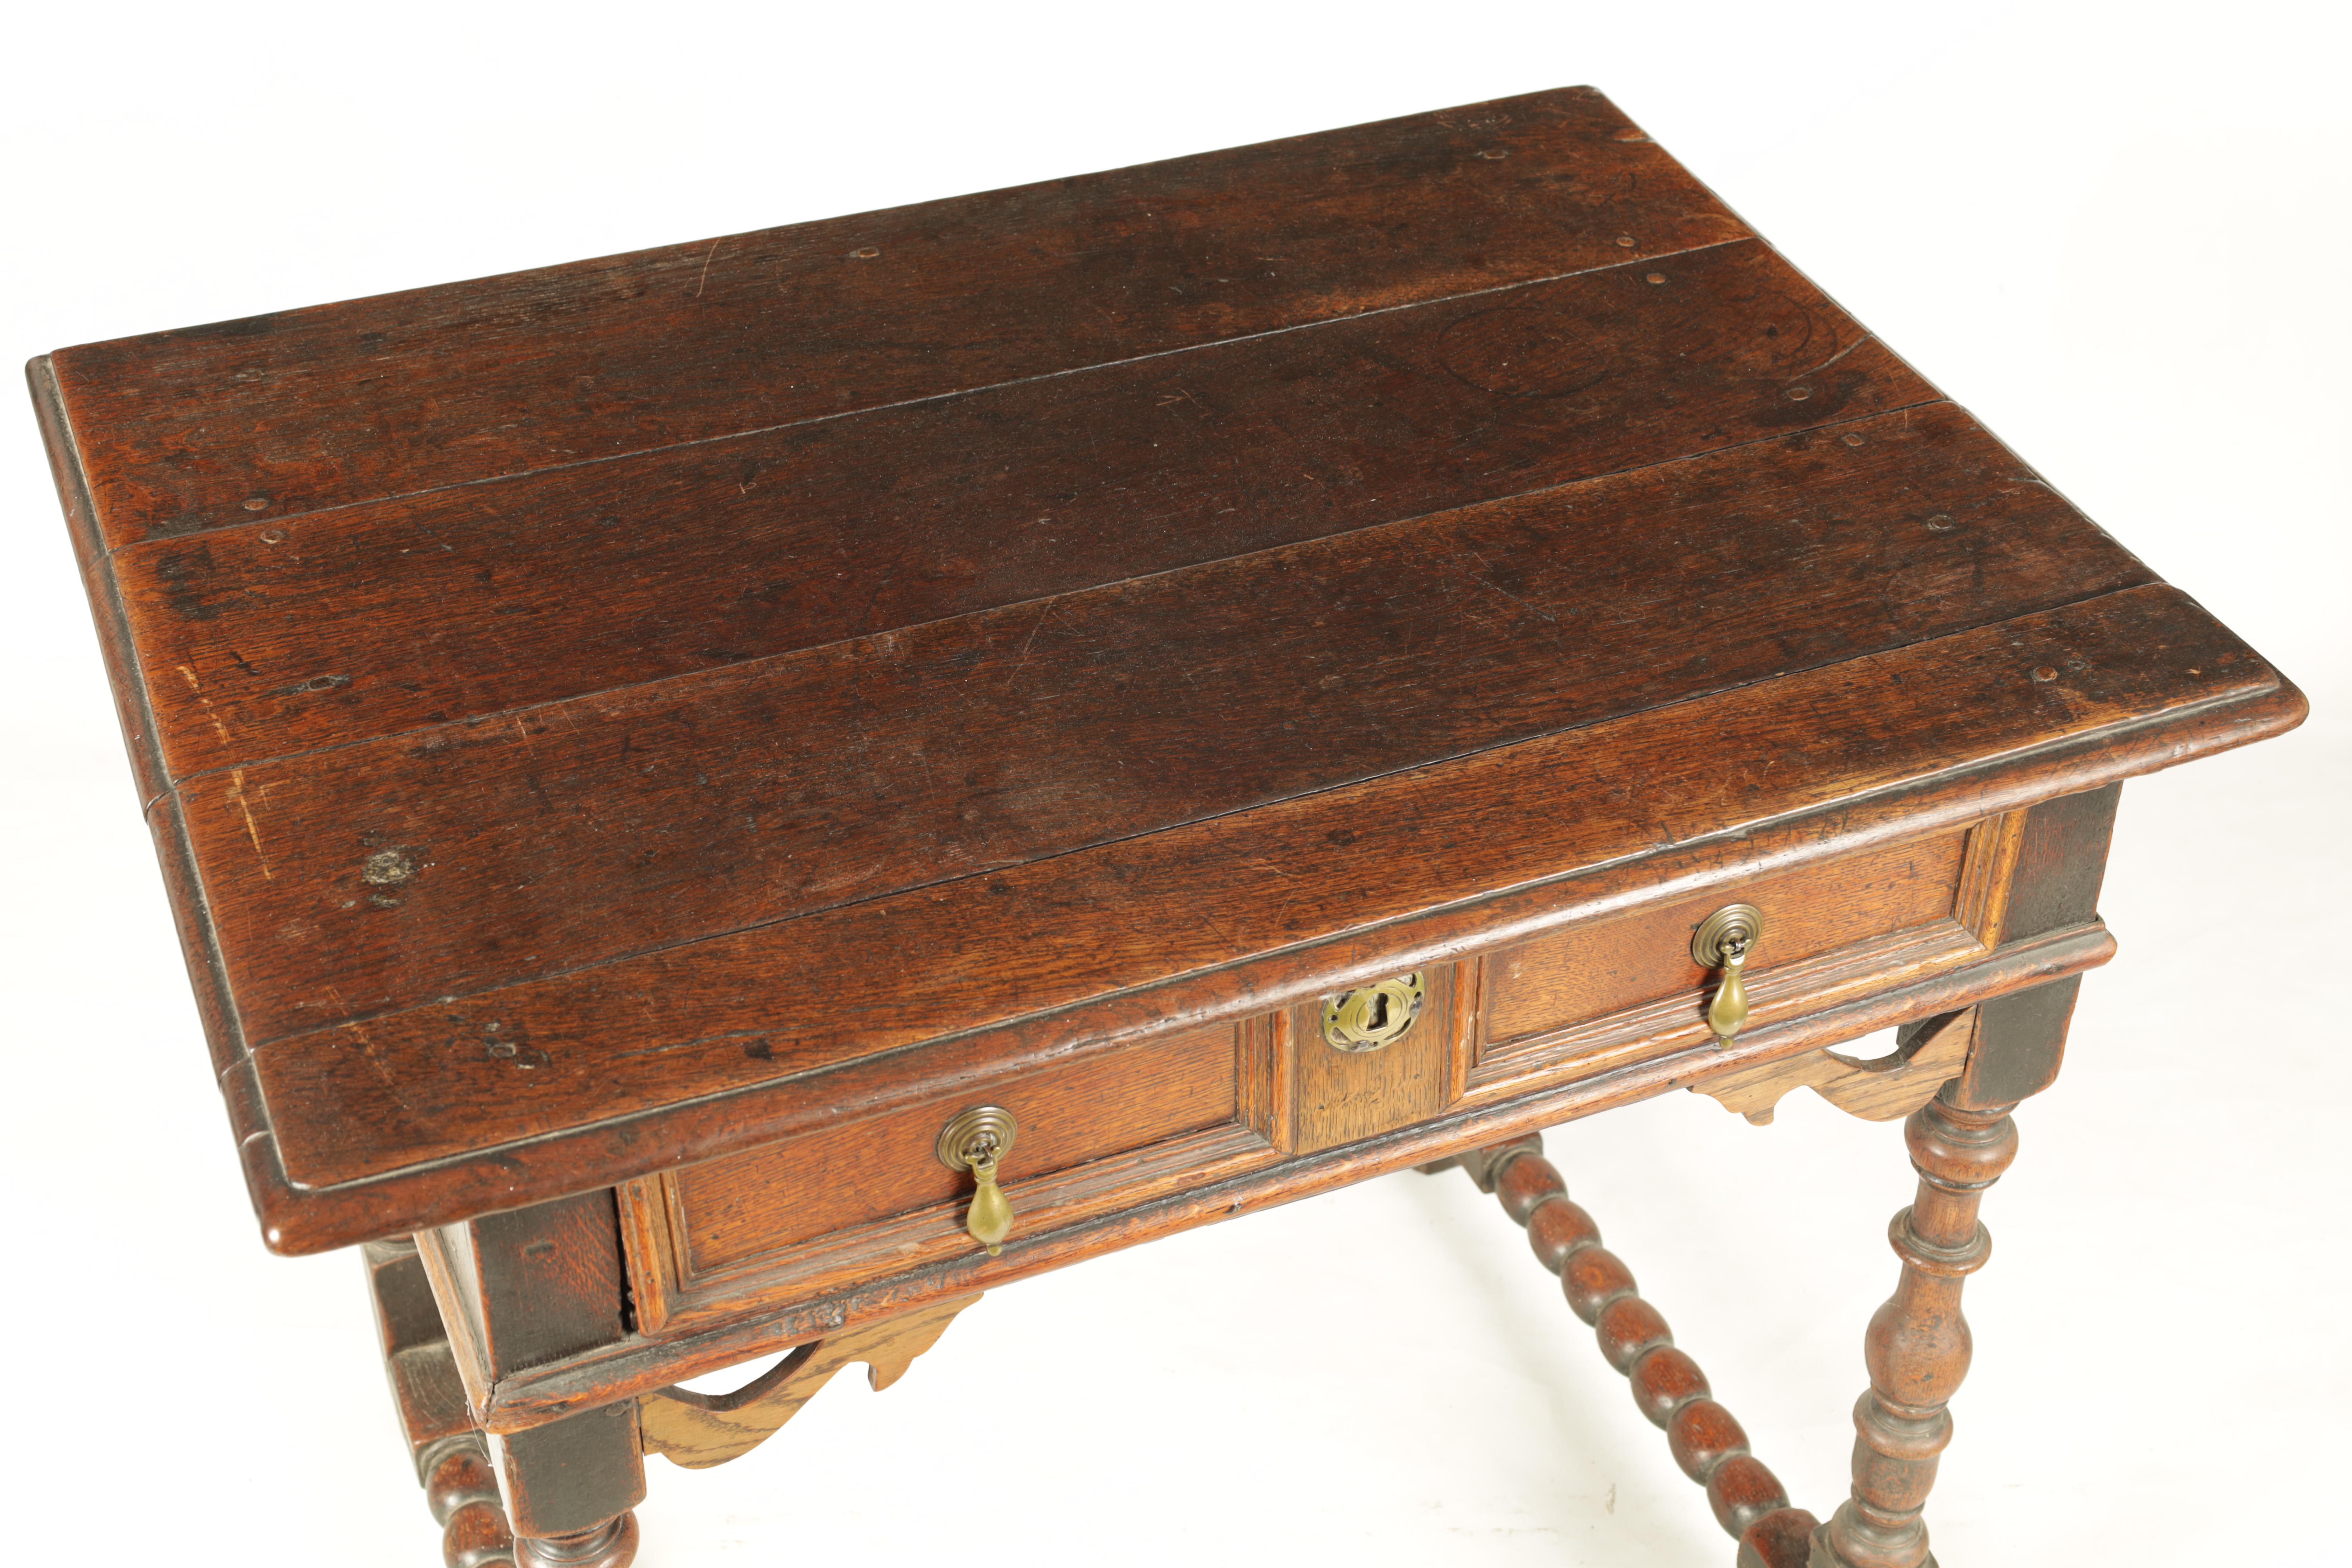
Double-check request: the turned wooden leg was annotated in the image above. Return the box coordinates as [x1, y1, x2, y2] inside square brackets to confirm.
[1815, 1087, 2018, 1568]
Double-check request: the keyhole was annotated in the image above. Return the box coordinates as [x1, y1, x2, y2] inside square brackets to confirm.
[1321, 972, 1426, 1052]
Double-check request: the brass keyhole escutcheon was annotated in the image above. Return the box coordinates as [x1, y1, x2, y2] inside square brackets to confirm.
[936, 1106, 1019, 1256]
[1321, 972, 1427, 1053]
[1690, 903, 1764, 1046]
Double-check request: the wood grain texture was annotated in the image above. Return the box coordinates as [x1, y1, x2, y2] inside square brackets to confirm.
[240, 585, 2287, 1218]
[51, 88, 1746, 550]
[1473, 920, 1988, 1106]
[1950, 808, 2030, 944]
[1472, 810, 2026, 1097]
[373, 1238, 524, 1567]
[176, 400, 2110, 1051]
[631, 1124, 1278, 1339]
[115, 239, 1923, 778]
[1481, 832, 1966, 1052]
[637, 1294, 976, 1469]
[671, 1021, 1240, 1274]
[414, 1188, 634, 1435]
[365, 1237, 444, 1359]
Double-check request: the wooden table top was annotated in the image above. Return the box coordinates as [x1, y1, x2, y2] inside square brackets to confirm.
[30, 86, 2303, 1253]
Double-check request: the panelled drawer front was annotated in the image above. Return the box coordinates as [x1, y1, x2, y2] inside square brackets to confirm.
[625, 1020, 1279, 1333]
[1470, 822, 2012, 1094]
[680, 1024, 1240, 1272]
[1484, 834, 1967, 1050]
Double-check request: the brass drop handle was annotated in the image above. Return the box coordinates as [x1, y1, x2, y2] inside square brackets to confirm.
[936, 1106, 1019, 1256]
[1690, 903, 1764, 1046]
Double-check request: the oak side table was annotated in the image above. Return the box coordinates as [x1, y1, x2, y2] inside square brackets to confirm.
[30, 87, 2304, 1567]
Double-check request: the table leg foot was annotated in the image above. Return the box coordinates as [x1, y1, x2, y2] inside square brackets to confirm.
[514, 1512, 639, 1568]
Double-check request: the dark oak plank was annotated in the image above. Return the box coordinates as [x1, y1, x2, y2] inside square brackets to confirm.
[114, 239, 1925, 777]
[180, 402, 2147, 1046]
[52, 86, 1748, 548]
[243, 584, 2290, 1203]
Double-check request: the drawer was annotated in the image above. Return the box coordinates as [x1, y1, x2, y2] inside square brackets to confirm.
[623, 962, 1477, 1333]
[622, 1019, 1285, 1334]
[1469, 819, 2016, 1094]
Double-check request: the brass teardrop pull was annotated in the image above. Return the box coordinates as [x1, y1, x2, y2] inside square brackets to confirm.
[965, 1156, 1012, 1255]
[936, 1106, 1019, 1256]
[1690, 903, 1765, 1046]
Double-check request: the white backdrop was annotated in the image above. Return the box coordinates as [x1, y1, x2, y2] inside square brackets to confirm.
[4, 4, 2345, 1564]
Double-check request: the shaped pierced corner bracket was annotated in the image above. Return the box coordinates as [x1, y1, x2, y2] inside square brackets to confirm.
[1694, 1010, 1973, 1127]
[639, 1294, 981, 1470]
[1691, 903, 1763, 1045]
[1426, 1136, 1819, 1568]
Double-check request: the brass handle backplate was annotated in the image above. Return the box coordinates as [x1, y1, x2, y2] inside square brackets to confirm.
[1320, 972, 1427, 1053]
[936, 1105, 1018, 1256]
[1689, 903, 1764, 1046]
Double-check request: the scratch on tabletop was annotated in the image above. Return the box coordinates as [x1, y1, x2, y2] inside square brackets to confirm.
[694, 238, 723, 299]
[178, 662, 233, 744]
[1007, 604, 1055, 684]
[227, 769, 273, 878]
[331, 988, 418, 1114]
[1446, 546, 1560, 625]
[1796, 335, 1870, 379]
